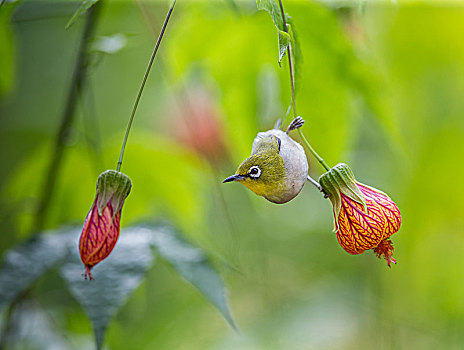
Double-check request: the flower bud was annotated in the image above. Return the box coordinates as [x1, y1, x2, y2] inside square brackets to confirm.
[79, 170, 132, 279]
[319, 163, 401, 267]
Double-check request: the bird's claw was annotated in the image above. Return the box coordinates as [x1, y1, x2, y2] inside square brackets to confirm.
[287, 116, 305, 134]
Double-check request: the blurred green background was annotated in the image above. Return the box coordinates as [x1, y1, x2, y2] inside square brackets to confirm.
[1, 0, 464, 349]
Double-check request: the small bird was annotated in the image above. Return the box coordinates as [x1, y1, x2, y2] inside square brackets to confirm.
[223, 117, 311, 204]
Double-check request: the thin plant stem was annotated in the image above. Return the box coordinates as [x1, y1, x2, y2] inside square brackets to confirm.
[277, 0, 331, 172]
[116, 0, 176, 172]
[298, 128, 330, 171]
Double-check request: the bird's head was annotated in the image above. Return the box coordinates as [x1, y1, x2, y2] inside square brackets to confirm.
[223, 137, 286, 200]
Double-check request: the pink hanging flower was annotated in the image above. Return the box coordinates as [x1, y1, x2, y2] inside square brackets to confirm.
[79, 170, 131, 280]
[319, 163, 401, 267]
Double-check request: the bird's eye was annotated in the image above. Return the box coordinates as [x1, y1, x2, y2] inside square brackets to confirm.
[249, 166, 261, 178]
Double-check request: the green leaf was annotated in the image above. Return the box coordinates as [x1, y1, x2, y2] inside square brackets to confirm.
[0, 230, 71, 312]
[278, 29, 290, 64]
[60, 228, 155, 350]
[256, 0, 284, 31]
[66, 0, 99, 29]
[257, 2, 302, 89]
[138, 223, 237, 330]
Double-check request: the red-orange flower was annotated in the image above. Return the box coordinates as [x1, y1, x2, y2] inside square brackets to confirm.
[319, 163, 401, 267]
[79, 170, 131, 280]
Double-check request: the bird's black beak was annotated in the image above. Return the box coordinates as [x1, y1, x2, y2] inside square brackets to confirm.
[222, 174, 246, 183]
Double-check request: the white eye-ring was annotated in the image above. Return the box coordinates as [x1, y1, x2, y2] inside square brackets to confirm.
[249, 166, 261, 178]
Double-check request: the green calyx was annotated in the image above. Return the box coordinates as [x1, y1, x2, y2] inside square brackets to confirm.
[318, 163, 366, 221]
[96, 170, 132, 216]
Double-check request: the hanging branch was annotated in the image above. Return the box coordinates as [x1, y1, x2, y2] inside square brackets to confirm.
[277, 0, 331, 172]
[116, 0, 177, 172]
